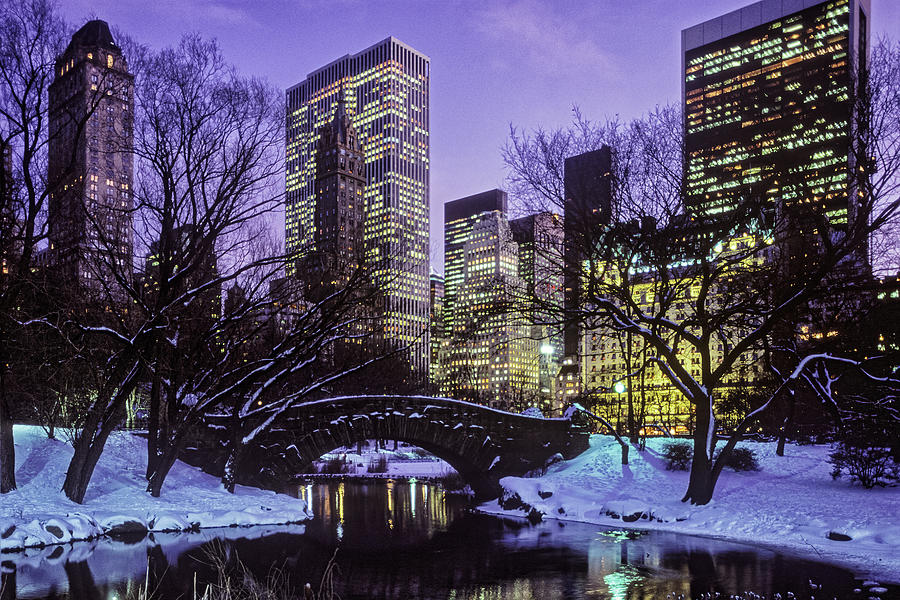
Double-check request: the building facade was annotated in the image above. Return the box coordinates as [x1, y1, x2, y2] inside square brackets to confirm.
[48, 20, 134, 295]
[429, 270, 445, 388]
[510, 212, 565, 408]
[446, 210, 538, 409]
[286, 37, 430, 378]
[308, 96, 367, 290]
[563, 148, 614, 358]
[580, 225, 768, 435]
[682, 0, 870, 259]
[443, 189, 508, 337]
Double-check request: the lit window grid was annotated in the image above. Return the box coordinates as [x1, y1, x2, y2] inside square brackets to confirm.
[684, 0, 855, 222]
[286, 39, 430, 373]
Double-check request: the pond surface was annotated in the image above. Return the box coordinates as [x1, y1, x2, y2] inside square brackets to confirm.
[3, 479, 897, 600]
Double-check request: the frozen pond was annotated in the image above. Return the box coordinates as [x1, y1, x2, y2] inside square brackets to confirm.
[2, 479, 897, 599]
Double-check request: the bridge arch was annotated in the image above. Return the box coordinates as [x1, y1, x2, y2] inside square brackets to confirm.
[213, 396, 589, 501]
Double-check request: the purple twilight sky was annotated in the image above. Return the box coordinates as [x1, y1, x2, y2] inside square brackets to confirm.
[58, 0, 900, 274]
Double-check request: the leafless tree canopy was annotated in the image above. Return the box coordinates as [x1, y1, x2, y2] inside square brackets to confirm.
[502, 39, 900, 504]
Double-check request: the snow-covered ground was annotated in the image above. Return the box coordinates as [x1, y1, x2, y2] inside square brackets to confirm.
[480, 435, 900, 584]
[0, 425, 311, 553]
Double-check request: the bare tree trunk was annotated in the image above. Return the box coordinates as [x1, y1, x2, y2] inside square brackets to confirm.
[626, 331, 637, 443]
[776, 392, 795, 457]
[62, 422, 116, 504]
[221, 398, 244, 494]
[147, 448, 178, 498]
[0, 365, 16, 493]
[61, 377, 133, 503]
[0, 569, 16, 600]
[146, 370, 161, 479]
[683, 400, 716, 505]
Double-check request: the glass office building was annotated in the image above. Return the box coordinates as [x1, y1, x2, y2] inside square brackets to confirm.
[682, 0, 869, 239]
[286, 37, 430, 377]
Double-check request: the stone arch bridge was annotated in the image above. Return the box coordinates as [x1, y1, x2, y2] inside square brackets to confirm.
[193, 395, 590, 501]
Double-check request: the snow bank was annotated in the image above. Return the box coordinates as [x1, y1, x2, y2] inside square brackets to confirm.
[0, 425, 311, 553]
[481, 435, 900, 584]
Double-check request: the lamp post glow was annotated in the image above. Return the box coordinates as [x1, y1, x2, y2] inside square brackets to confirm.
[614, 380, 626, 434]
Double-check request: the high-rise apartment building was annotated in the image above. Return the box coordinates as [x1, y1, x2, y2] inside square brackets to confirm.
[286, 37, 430, 377]
[682, 0, 869, 251]
[510, 212, 564, 404]
[447, 210, 538, 408]
[443, 189, 508, 336]
[48, 20, 134, 294]
[429, 270, 445, 387]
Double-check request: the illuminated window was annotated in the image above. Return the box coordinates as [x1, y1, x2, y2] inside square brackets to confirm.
[107, 54, 114, 69]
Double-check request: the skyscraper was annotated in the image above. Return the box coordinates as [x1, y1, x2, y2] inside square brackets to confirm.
[563, 148, 613, 358]
[286, 37, 430, 378]
[48, 20, 134, 294]
[443, 189, 508, 336]
[682, 0, 869, 254]
[308, 96, 367, 290]
[511, 212, 564, 404]
[448, 210, 538, 408]
[429, 270, 445, 386]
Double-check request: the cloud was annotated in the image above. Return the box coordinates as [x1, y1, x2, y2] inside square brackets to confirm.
[473, 0, 615, 80]
[71, 0, 263, 32]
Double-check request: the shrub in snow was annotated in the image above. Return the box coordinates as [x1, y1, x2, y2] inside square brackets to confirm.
[829, 410, 899, 489]
[829, 443, 896, 488]
[367, 454, 389, 473]
[662, 441, 692, 470]
[714, 446, 760, 471]
[520, 406, 544, 418]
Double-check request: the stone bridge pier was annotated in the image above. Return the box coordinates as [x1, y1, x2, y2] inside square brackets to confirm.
[195, 395, 590, 502]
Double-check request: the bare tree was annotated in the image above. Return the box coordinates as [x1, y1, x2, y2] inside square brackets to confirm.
[0, 0, 82, 493]
[503, 37, 900, 505]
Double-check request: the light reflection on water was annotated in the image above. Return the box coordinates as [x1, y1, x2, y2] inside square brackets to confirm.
[3, 479, 897, 600]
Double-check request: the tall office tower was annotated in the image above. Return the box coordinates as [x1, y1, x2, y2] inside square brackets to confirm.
[48, 20, 134, 294]
[682, 0, 869, 266]
[443, 189, 508, 336]
[563, 148, 613, 358]
[511, 212, 564, 406]
[429, 270, 445, 387]
[286, 37, 430, 378]
[449, 211, 538, 408]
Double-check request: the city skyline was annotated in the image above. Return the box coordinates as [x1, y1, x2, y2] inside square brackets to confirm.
[58, 0, 900, 274]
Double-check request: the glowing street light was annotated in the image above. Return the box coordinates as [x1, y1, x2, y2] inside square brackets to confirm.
[614, 380, 626, 395]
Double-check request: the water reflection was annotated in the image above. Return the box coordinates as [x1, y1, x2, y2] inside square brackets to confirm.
[288, 478, 456, 548]
[3, 480, 897, 600]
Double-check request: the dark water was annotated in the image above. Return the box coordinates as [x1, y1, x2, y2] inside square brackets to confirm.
[3, 479, 898, 600]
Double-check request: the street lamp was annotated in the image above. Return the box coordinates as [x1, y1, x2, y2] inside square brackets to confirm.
[614, 380, 626, 433]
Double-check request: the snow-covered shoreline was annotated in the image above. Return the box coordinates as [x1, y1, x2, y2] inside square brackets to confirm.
[477, 434, 900, 584]
[0, 425, 311, 553]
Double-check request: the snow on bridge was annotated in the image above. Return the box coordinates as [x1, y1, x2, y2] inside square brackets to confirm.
[191, 395, 591, 501]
